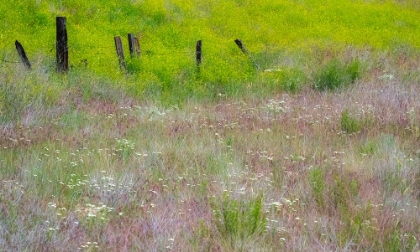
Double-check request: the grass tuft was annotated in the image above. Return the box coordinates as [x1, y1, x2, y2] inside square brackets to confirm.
[341, 109, 361, 134]
[213, 193, 265, 249]
[313, 59, 361, 91]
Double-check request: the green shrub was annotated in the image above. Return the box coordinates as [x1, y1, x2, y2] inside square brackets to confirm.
[313, 59, 361, 91]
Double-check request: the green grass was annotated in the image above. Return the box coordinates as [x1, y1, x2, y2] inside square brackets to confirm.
[1, 0, 420, 103]
[313, 58, 361, 91]
[1, 0, 420, 251]
[213, 193, 265, 249]
[341, 109, 361, 133]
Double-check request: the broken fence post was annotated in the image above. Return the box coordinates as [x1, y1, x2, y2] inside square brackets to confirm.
[15, 40, 31, 70]
[234, 39, 248, 55]
[128, 33, 141, 58]
[234, 38, 259, 70]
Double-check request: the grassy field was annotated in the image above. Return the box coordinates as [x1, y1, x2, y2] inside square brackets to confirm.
[1, 0, 420, 251]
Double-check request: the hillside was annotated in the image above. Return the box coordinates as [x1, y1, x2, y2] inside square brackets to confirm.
[1, 1, 420, 251]
[1, 0, 420, 92]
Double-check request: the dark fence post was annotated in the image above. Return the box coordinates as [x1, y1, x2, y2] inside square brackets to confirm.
[196, 40, 202, 67]
[56, 17, 68, 73]
[114, 36, 126, 71]
[234, 39, 248, 55]
[15, 40, 31, 70]
[234, 38, 259, 70]
[128, 33, 141, 58]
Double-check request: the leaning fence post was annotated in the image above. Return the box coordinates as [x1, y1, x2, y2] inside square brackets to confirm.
[15, 40, 31, 70]
[128, 33, 141, 58]
[234, 39, 248, 55]
[56, 17, 68, 73]
[114, 36, 126, 71]
[234, 38, 259, 70]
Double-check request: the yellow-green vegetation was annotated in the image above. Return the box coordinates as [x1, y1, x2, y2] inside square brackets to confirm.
[1, 0, 420, 251]
[1, 0, 420, 102]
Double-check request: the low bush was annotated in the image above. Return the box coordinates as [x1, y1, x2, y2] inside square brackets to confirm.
[313, 59, 361, 91]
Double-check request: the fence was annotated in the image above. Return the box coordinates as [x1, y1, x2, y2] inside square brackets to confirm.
[10, 16, 254, 75]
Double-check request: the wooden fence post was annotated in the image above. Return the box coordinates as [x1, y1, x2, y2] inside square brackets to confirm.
[128, 33, 141, 58]
[234, 38, 259, 70]
[234, 39, 248, 55]
[56, 17, 68, 73]
[114, 36, 126, 71]
[15, 40, 31, 70]
[196, 40, 202, 67]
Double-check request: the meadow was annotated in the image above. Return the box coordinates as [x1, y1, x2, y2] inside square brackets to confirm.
[1, 0, 420, 251]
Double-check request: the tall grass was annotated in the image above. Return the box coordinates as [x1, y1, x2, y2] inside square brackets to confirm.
[1, 0, 420, 251]
[2, 56, 420, 250]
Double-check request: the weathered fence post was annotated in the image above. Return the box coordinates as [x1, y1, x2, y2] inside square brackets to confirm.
[114, 36, 126, 71]
[234, 39, 248, 55]
[56, 17, 68, 73]
[128, 33, 141, 58]
[196, 40, 202, 68]
[15, 40, 31, 70]
[234, 38, 259, 70]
